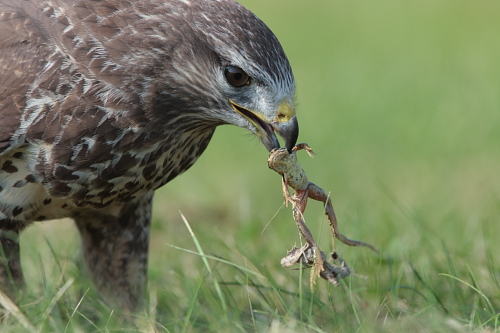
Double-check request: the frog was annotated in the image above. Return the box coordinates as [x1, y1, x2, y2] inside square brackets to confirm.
[268, 143, 378, 286]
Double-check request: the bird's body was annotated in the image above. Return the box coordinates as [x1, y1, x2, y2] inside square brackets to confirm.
[0, 0, 298, 310]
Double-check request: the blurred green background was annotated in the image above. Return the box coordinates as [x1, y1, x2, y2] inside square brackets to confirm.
[21, 1, 500, 331]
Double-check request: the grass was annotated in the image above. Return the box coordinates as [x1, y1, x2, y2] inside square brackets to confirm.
[2, 0, 500, 331]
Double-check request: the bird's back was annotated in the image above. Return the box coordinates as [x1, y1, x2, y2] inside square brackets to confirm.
[0, 0, 49, 152]
[0, 0, 215, 225]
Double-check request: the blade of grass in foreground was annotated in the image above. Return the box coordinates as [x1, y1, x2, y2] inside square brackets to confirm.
[182, 266, 205, 333]
[167, 243, 292, 314]
[0, 288, 35, 331]
[179, 211, 228, 313]
[439, 268, 498, 326]
[439, 272, 496, 316]
[64, 287, 91, 333]
[37, 277, 74, 333]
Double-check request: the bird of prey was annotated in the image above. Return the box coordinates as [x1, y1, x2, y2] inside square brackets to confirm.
[0, 0, 298, 310]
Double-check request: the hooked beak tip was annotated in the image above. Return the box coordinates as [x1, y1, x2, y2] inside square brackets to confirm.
[273, 116, 299, 153]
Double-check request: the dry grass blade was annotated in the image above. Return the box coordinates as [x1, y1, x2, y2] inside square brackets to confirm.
[0, 289, 35, 331]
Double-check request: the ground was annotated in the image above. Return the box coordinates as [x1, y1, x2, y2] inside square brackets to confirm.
[2, 0, 500, 331]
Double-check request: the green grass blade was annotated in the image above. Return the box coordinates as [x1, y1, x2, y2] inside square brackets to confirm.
[244, 262, 257, 330]
[439, 273, 494, 314]
[169, 242, 291, 316]
[37, 277, 74, 333]
[182, 266, 205, 333]
[168, 244, 266, 279]
[179, 212, 228, 313]
[64, 287, 90, 333]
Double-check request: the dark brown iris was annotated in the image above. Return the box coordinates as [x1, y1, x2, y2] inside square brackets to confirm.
[225, 66, 251, 87]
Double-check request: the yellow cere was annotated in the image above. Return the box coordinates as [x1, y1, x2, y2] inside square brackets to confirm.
[274, 99, 296, 123]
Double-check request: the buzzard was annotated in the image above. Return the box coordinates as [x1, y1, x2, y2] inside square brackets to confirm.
[0, 0, 298, 310]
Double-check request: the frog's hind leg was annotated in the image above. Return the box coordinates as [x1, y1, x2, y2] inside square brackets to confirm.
[291, 204, 324, 286]
[307, 183, 379, 253]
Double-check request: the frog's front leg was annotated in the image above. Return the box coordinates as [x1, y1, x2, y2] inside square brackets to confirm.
[281, 176, 292, 208]
[307, 182, 379, 253]
[292, 143, 316, 158]
[319, 251, 351, 286]
[281, 244, 309, 267]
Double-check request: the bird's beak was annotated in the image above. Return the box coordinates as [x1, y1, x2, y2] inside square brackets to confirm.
[230, 99, 299, 152]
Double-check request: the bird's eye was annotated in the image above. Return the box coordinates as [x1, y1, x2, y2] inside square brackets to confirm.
[225, 66, 251, 87]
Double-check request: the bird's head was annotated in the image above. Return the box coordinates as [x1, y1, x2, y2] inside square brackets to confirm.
[156, 0, 299, 152]
[219, 64, 298, 153]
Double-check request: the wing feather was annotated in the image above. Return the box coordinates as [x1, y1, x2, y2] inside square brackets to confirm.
[0, 0, 49, 153]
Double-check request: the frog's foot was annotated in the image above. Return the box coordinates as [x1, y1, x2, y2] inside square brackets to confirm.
[282, 245, 355, 288]
[282, 243, 325, 289]
[319, 251, 351, 286]
[293, 143, 316, 158]
[281, 243, 322, 271]
[281, 244, 309, 267]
